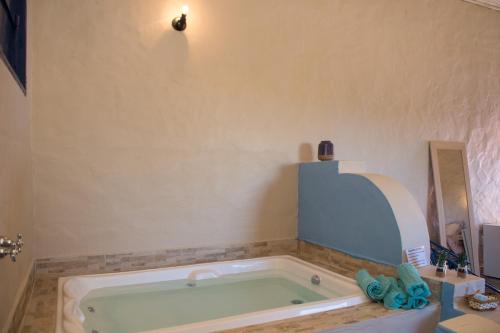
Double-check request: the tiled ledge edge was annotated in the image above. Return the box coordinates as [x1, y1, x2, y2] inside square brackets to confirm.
[6, 263, 36, 333]
[34, 239, 298, 278]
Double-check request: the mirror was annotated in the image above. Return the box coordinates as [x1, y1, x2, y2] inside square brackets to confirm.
[430, 141, 479, 273]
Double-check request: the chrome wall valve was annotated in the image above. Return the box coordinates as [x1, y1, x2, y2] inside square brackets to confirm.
[16, 233, 23, 253]
[0, 233, 24, 262]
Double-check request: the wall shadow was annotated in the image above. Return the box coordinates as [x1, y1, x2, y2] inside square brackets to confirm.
[298, 142, 314, 162]
[254, 163, 298, 242]
[253, 144, 318, 242]
[151, 29, 189, 79]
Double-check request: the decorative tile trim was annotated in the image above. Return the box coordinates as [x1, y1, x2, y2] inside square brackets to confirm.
[297, 240, 397, 278]
[18, 276, 58, 333]
[425, 279, 443, 303]
[6, 263, 35, 333]
[34, 239, 298, 278]
[217, 302, 397, 333]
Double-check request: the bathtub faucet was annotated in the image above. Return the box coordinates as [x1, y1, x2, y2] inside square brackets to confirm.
[0, 234, 24, 262]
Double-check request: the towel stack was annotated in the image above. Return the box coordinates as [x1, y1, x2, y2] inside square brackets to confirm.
[355, 263, 431, 310]
[398, 263, 431, 309]
[382, 276, 408, 309]
[355, 269, 392, 300]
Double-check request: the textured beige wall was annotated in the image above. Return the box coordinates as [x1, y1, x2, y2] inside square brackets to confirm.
[0, 61, 33, 330]
[30, 0, 500, 258]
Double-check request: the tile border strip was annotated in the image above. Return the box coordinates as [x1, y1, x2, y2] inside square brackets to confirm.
[34, 239, 299, 278]
[6, 262, 35, 333]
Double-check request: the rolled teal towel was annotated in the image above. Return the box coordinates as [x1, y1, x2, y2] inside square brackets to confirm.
[375, 275, 393, 299]
[382, 277, 408, 309]
[356, 269, 379, 299]
[402, 296, 429, 309]
[355, 269, 390, 300]
[397, 263, 431, 298]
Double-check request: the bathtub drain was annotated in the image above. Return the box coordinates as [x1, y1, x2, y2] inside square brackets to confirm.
[291, 299, 304, 304]
[87, 306, 95, 313]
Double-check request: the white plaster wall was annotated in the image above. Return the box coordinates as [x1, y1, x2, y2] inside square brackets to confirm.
[464, 0, 500, 11]
[0, 61, 33, 330]
[30, 0, 500, 258]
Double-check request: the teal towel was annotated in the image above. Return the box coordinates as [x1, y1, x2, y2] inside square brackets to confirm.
[397, 263, 431, 298]
[402, 296, 429, 309]
[375, 275, 393, 299]
[382, 277, 408, 309]
[355, 270, 390, 300]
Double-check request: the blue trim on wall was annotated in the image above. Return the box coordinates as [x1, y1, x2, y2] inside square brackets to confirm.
[298, 161, 403, 265]
[439, 282, 464, 321]
[0, 0, 27, 91]
[435, 282, 466, 333]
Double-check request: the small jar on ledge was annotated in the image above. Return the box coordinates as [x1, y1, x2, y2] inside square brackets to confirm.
[318, 140, 334, 161]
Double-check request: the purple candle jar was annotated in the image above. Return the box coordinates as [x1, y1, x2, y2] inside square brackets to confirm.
[318, 141, 334, 161]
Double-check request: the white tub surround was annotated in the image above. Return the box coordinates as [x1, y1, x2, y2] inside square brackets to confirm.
[419, 265, 485, 298]
[437, 314, 500, 333]
[57, 256, 368, 333]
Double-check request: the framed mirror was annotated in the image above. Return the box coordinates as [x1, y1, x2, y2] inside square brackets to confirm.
[430, 141, 480, 273]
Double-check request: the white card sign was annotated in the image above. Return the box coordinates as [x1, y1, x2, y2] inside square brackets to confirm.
[405, 246, 429, 268]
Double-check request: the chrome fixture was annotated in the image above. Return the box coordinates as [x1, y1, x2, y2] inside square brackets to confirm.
[311, 274, 321, 285]
[172, 5, 189, 31]
[0, 233, 24, 262]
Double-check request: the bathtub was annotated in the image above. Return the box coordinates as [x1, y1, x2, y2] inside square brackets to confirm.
[56, 255, 368, 333]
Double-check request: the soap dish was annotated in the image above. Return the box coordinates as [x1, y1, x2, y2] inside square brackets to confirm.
[465, 293, 498, 311]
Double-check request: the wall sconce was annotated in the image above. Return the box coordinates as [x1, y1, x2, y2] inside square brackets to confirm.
[172, 5, 189, 31]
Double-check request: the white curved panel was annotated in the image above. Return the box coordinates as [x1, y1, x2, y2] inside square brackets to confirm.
[359, 173, 431, 262]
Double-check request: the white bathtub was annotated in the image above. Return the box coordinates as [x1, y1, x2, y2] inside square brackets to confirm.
[56, 255, 368, 333]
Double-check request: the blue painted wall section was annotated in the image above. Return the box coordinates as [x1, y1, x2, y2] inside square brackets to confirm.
[298, 161, 403, 265]
[435, 282, 465, 333]
[439, 282, 464, 321]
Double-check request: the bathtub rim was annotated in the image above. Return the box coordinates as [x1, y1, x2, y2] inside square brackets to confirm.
[56, 255, 369, 333]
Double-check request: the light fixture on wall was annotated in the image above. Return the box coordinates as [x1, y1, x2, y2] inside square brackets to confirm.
[172, 5, 189, 31]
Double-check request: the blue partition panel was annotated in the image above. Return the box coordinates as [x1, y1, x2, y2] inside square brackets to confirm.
[298, 161, 402, 265]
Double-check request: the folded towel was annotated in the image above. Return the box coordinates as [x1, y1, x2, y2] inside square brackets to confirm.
[397, 263, 431, 298]
[355, 269, 390, 300]
[402, 296, 429, 309]
[382, 277, 408, 309]
[376, 275, 393, 299]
